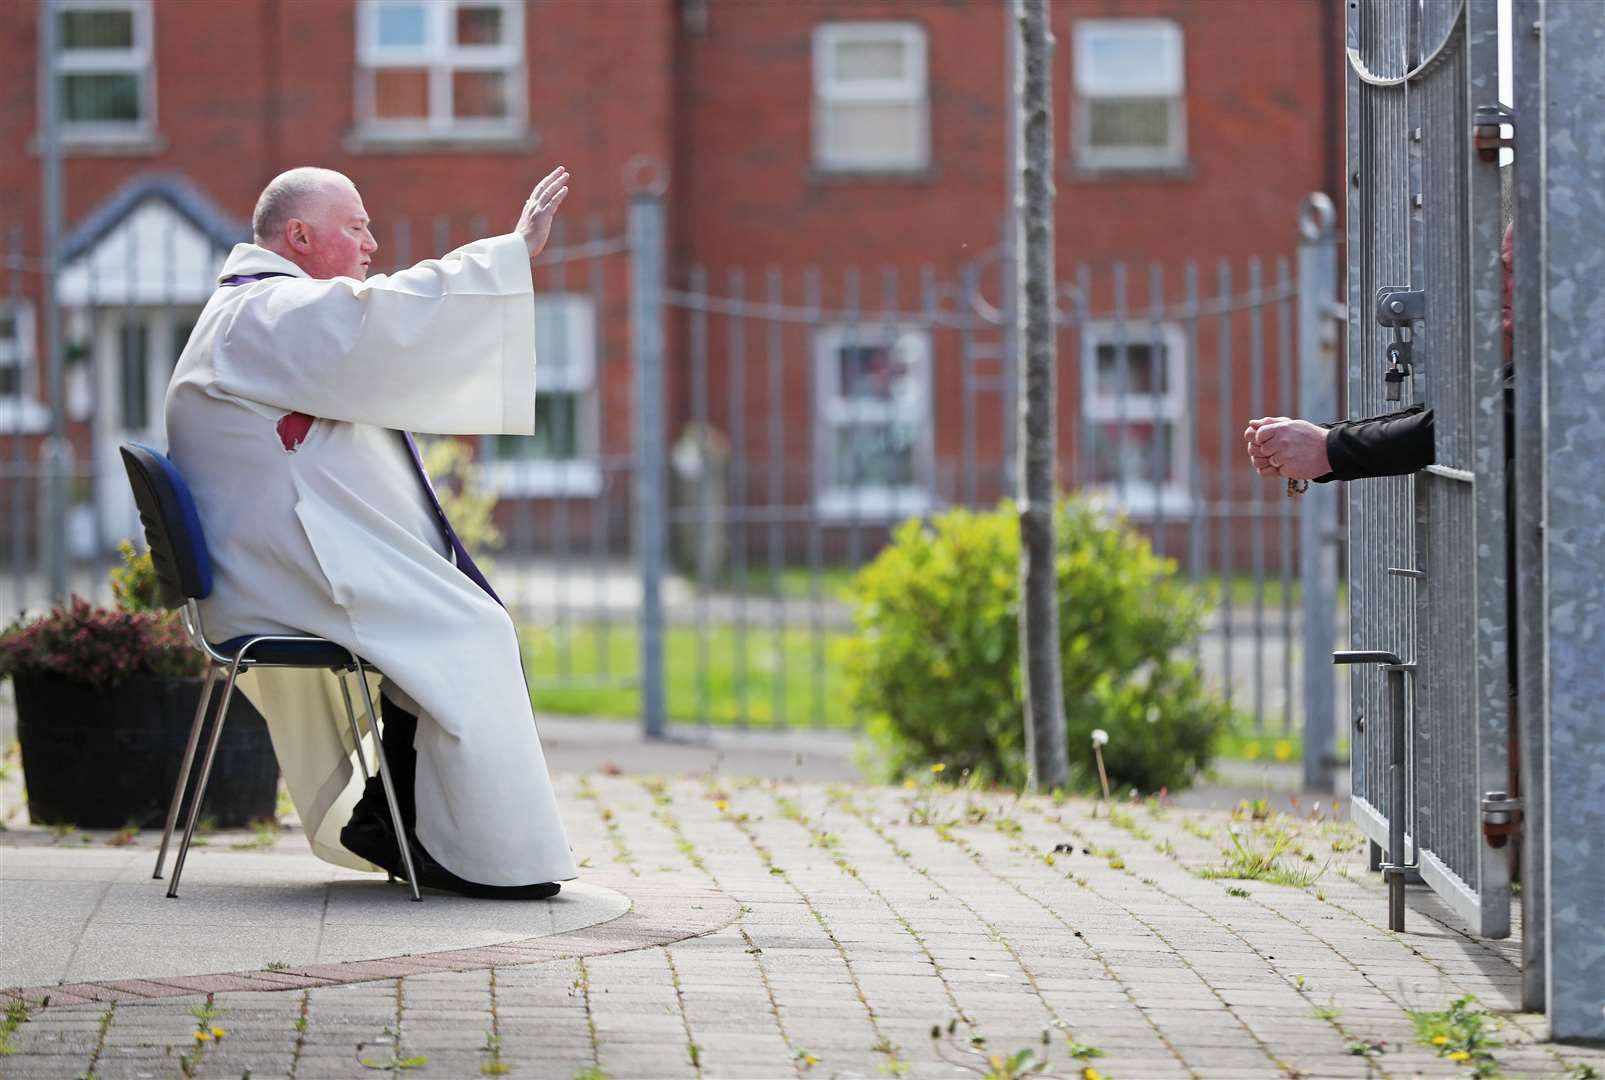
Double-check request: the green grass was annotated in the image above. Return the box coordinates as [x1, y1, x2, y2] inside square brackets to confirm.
[524, 624, 857, 729]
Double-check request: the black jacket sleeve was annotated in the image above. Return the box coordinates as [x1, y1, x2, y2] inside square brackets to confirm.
[1313, 405, 1435, 483]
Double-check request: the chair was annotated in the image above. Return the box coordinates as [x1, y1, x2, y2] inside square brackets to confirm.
[118, 443, 422, 901]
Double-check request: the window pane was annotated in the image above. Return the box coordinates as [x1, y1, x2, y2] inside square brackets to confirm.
[1095, 340, 1169, 396]
[837, 340, 918, 404]
[376, 2, 429, 48]
[829, 420, 918, 488]
[0, 365, 21, 398]
[498, 394, 580, 460]
[61, 73, 140, 123]
[372, 68, 430, 119]
[835, 39, 905, 81]
[453, 70, 510, 119]
[1080, 26, 1179, 94]
[456, 5, 504, 46]
[59, 9, 134, 50]
[1088, 98, 1172, 150]
[822, 102, 921, 163]
[120, 321, 149, 431]
[1090, 420, 1175, 487]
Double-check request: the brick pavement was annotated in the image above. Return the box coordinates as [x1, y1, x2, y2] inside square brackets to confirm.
[4, 773, 1602, 1080]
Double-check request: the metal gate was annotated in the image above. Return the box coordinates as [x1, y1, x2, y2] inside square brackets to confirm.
[1344, 0, 1511, 937]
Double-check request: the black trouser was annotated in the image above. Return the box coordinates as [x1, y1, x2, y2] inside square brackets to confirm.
[364, 694, 418, 832]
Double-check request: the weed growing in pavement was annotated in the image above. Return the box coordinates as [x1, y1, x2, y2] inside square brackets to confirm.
[1198, 822, 1328, 889]
[357, 1025, 428, 1072]
[0, 999, 30, 1054]
[266, 960, 290, 971]
[1226, 886, 1252, 898]
[1311, 1001, 1343, 1022]
[48, 822, 77, 843]
[1408, 994, 1502, 1077]
[1180, 817, 1215, 842]
[928, 1018, 1074, 1079]
[480, 1031, 509, 1075]
[1345, 1037, 1388, 1058]
[232, 818, 282, 849]
[1564, 1066, 1600, 1080]
[1106, 806, 1151, 841]
[105, 819, 140, 846]
[793, 1046, 821, 1068]
[571, 1069, 610, 1080]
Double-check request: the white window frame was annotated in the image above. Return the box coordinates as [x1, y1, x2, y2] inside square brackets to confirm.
[0, 301, 49, 434]
[813, 323, 934, 520]
[1072, 19, 1186, 171]
[812, 21, 930, 173]
[355, 0, 526, 141]
[52, 0, 156, 141]
[481, 294, 601, 498]
[1081, 321, 1191, 516]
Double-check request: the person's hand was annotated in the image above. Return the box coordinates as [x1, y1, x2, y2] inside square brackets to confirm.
[1244, 416, 1330, 481]
[517, 167, 570, 260]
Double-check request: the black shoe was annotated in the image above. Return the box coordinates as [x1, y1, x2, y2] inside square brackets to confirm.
[342, 802, 561, 900]
[339, 800, 404, 875]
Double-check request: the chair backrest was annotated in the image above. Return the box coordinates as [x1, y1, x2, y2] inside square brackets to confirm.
[119, 444, 213, 607]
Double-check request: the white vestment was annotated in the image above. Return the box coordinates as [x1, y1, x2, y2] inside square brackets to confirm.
[164, 235, 576, 887]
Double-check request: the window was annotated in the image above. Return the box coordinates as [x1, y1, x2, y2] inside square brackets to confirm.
[0, 302, 48, 433]
[1072, 20, 1185, 171]
[52, 0, 155, 139]
[356, 0, 524, 139]
[812, 22, 929, 173]
[814, 325, 932, 519]
[1081, 322, 1190, 514]
[481, 295, 600, 497]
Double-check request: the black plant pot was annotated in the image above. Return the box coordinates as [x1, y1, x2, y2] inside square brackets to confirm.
[15, 672, 279, 829]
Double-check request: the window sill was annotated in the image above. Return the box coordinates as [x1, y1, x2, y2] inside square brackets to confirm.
[815, 486, 934, 522]
[344, 129, 540, 155]
[482, 459, 602, 498]
[29, 131, 167, 157]
[1083, 484, 1195, 519]
[0, 399, 52, 435]
[809, 165, 937, 186]
[1064, 159, 1196, 183]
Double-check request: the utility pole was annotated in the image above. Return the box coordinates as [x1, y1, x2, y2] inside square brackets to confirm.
[1014, 0, 1067, 792]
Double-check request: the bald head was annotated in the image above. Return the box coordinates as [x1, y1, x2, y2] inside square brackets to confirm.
[251, 167, 377, 279]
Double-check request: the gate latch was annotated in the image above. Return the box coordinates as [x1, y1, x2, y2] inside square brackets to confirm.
[1481, 791, 1523, 848]
[1473, 104, 1516, 162]
[1375, 287, 1424, 402]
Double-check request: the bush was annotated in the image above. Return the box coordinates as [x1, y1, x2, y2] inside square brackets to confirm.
[846, 498, 1230, 793]
[0, 596, 202, 691]
[109, 540, 163, 614]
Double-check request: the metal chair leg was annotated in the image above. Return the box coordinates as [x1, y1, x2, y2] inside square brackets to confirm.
[154, 665, 219, 880]
[354, 660, 422, 901]
[168, 653, 247, 898]
[337, 668, 371, 781]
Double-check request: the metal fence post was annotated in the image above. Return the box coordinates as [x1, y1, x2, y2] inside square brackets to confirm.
[38, 0, 69, 604]
[1297, 194, 1339, 792]
[1524, 0, 1605, 1043]
[629, 190, 668, 739]
[1511, 0, 1547, 1017]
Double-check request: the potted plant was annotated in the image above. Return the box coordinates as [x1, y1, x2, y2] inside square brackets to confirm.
[0, 544, 279, 829]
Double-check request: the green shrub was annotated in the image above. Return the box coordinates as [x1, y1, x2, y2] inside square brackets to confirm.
[109, 540, 163, 614]
[420, 436, 503, 565]
[846, 498, 1230, 793]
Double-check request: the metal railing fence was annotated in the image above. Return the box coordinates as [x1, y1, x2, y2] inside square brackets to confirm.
[0, 197, 1347, 764]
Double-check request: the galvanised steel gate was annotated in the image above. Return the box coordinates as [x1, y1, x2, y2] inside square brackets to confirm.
[1343, 0, 1511, 937]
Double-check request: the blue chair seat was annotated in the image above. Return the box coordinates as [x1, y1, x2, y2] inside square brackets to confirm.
[216, 636, 362, 668]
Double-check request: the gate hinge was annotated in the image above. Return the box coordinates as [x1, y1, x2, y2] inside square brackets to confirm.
[1473, 104, 1516, 162]
[1481, 791, 1523, 848]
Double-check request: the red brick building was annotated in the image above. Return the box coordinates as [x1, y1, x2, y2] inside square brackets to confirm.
[0, 0, 1342, 558]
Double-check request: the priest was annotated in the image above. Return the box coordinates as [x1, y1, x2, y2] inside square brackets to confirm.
[165, 165, 576, 898]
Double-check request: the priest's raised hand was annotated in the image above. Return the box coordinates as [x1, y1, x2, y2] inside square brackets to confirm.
[518, 166, 570, 259]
